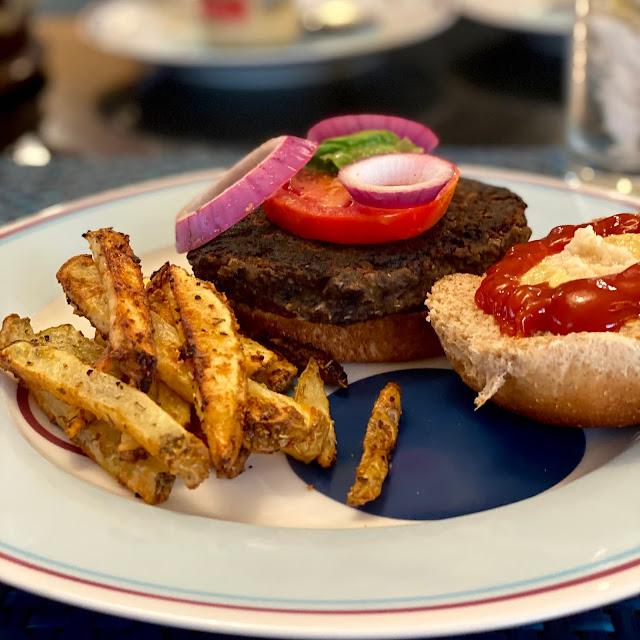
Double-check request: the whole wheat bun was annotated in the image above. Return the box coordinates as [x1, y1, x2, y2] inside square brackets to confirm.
[426, 273, 640, 428]
[232, 303, 443, 363]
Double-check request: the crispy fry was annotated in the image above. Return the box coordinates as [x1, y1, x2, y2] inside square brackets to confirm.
[146, 281, 175, 325]
[216, 446, 251, 480]
[242, 337, 297, 393]
[56, 255, 110, 336]
[287, 358, 336, 467]
[243, 380, 321, 454]
[0, 342, 210, 489]
[159, 264, 246, 472]
[347, 382, 402, 507]
[255, 334, 348, 388]
[0, 315, 36, 348]
[151, 310, 195, 401]
[61, 255, 294, 392]
[117, 431, 149, 462]
[84, 229, 157, 391]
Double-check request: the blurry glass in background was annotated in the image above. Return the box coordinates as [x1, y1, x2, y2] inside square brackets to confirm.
[0, 0, 40, 93]
[162, 0, 301, 46]
[0, 0, 45, 150]
[566, 0, 640, 194]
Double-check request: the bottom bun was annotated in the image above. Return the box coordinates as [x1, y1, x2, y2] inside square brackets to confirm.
[426, 273, 640, 428]
[232, 303, 443, 363]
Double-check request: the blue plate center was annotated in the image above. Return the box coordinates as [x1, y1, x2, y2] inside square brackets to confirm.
[288, 368, 586, 520]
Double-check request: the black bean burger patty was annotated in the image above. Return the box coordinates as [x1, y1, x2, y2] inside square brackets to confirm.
[187, 177, 531, 325]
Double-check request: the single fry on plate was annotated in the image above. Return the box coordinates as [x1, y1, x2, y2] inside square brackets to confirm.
[0, 314, 36, 348]
[84, 228, 157, 391]
[286, 358, 336, 466]
[56, 254, 111, 336]
[156, 263, 247, 474]
[347, 382, 402, 507]
[244, 379, 325, 455]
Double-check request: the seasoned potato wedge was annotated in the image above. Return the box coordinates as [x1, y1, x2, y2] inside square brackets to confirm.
[158, 264, 246, 473]
[244, 379, 325, 454]
[84, 229, 157, 391]
[286, 358, 336, 467]
[0, 341, 210, 489]
[29, 386, 173, 504]
[0, 314, 35, 348]
[347, 382, 402, 507]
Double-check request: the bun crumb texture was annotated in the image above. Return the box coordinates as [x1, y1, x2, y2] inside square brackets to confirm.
[426, 273, 640, 428]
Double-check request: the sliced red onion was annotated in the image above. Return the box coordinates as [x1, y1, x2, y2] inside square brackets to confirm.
[307, 114, 438, 152]
[175, 135, 317, 253]
[338, 153, 456, 209]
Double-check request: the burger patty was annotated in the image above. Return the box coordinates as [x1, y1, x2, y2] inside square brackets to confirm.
[187, 177, 531, 325]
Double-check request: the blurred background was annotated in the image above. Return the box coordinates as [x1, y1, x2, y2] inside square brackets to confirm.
[0, 0, 581, 221]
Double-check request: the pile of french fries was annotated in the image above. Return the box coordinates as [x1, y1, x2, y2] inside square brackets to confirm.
[0, 228, 339, 504]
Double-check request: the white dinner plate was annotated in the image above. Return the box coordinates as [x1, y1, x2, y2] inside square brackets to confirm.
[2, 166, 640, 638]
[78, 0, 456, 88]
[460, 0, 574, 35]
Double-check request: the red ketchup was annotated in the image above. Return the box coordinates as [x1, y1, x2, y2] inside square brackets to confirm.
[475, 213, 640, 337]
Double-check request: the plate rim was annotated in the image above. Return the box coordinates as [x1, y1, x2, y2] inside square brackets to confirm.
[77, 0, 457, 69]
[2, 165, 640, 638]
[459, 0, 573, 35]
[2, 164, 639, 243]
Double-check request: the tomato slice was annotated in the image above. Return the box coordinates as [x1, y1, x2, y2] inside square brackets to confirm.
[262, 167, 460, 244]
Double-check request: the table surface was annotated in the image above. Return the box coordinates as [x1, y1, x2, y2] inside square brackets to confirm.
[2, 4, 639, 639]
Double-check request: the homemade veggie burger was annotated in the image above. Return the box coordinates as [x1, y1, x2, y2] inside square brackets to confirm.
[177, 115, 531, 363]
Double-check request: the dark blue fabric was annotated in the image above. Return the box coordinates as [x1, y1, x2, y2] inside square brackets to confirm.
[1, 580, 639, 638]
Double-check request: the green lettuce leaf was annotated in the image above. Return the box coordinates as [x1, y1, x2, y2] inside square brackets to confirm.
[307, 130, 422, 173]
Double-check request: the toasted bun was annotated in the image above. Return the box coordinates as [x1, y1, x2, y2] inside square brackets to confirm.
[426, 273, 640, 428]
[232, 303, 442, 363]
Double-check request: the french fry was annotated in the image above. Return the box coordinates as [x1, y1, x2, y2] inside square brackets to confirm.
[56, 255, 111, 336]
[0, 342, 210, 489]
[347, 382, 402, 507]
[159, 264, 246, 472]
[27, 386, 174, 505]
[0, 314, 36, 348]
[216, 446, 251, 480]
[243, 338, 297, 393]
[36, 324, 115, 437]
[286, 358, 336, 467]
[75, 420, 174, 504]
[251, 334, 348, 389]
[84, 229, 157, 392]
[152, 380, 192, 429]
[117, 431, 149, 462]
[148, 273, 296, 393]
[61, 255, 296, 392]
[35, 324, 105, 365]
[30, 387, 85, 435]
[243, 379, 323, 454]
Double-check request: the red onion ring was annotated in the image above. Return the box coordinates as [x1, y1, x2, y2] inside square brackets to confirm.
[338, 153, 456, 209]
[307, 114, 438, 152]
[175, 136, 317, 253]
